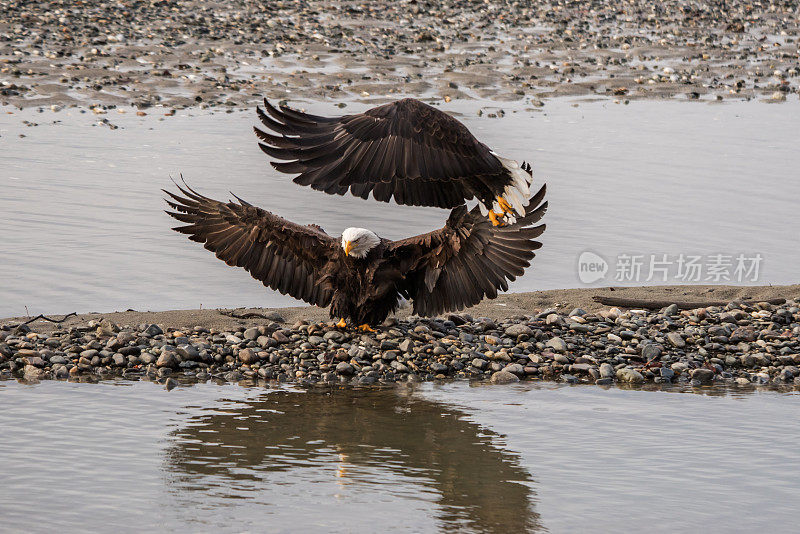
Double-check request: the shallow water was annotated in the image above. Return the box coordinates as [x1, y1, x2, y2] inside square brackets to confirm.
[1, 99, 799, 317]
[0, 380, 797, 533]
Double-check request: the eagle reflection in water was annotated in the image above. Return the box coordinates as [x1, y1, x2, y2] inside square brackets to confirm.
[164, 387, 543, 532]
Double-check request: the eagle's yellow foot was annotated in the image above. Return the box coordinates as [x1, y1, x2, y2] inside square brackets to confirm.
[496, 196, 514, 215]
[357, 324, 375, 333]
[335, 318, 347, 328]
[488, 210, 506, 227]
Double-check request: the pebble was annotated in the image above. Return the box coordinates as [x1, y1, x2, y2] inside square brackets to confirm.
[546, 337, 567, 352]
[666, 332, 686, 348]
[490, 370, 520, 384]
[617, 368, 645, 383]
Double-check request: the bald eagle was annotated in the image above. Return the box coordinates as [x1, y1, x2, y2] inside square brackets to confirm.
[254, 98, 536, 227]
[164, 181, 547, 327]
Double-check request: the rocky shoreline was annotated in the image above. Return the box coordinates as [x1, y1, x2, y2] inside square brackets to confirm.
[1, 0, 798, 111]
[3, 296, 799, 390]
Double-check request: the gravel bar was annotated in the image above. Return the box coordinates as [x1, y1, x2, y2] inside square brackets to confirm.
[3, 298, 800, 390]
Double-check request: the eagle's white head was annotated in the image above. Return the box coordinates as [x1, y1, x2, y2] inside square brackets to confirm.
[341, 227, 380, 259]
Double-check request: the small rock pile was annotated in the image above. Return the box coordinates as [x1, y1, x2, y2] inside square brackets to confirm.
[2, 298, 799, 389]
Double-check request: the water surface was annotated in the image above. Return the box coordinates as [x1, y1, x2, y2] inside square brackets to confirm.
[0, 380, 797, 533]
[2, 99, 799, 316]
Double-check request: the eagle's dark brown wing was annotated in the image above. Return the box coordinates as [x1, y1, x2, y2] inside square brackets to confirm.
[164, 181, 337, 307]
[254, 98, 521, 209]
[386, 185, 547, 317]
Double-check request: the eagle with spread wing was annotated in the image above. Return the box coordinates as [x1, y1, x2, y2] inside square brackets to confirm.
[254, 98, 535, 227]
[165, 181, 547, 328]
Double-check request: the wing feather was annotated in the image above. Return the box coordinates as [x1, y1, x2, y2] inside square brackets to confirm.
[254, 98, 518, 208]
[386, 185, 548, 316]
[164, 181, 337, 307]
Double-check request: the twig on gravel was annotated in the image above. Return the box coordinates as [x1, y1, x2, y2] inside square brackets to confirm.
[22, 312, 78, 325]
[592, 296, 786, 310]
[218, 309, 272, 320]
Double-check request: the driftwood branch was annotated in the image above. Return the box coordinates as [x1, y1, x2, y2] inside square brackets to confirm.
[22, 312, 78, 325]
[218, 309, 272, 320]
[591, 296, 786, 310]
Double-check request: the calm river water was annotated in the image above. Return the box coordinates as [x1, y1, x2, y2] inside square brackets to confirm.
[2, 98, 799, 317]
[0, 380, 797, 533]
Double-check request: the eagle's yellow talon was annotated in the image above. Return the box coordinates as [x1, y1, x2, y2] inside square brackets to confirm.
[335, 318, 347, 328]
[488, 210, 505, 227]
[497, 196, 513, 215]
[357, 324, 375, 333]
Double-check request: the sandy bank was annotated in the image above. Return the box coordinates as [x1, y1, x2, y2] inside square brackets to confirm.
[4, 284, 799, 333]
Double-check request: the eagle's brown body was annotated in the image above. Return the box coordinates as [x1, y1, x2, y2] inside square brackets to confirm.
[164, 182, 547, 326]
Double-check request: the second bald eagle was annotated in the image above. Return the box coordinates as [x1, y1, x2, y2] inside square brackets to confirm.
[254, 98, 535, 227]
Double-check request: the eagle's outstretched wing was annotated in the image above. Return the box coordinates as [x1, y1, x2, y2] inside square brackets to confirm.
[254, 98, 533, 215]
[164, 181, 338, 307]
[386, 185, 547, 317]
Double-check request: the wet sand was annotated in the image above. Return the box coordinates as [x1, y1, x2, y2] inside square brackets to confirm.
[4, 284, 798, 332]
[1, 0, 797, 111]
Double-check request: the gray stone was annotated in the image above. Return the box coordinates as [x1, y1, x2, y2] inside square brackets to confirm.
[503, 363, 525, 376]
[490, 370, 520, 384]
[616, 368, 645, 383]
[554, 354, 570, 364]
[116, 331, 136, 345]
[667, 332, 686, 348]
[391, 360, 409, 373]
[471, 358, 487, 370]
[691, 368, 715, 384]
[659, 367, 675, 380]
[562, 374, 579, 384]
[112, 353, 126, 366]
[156, 352, 178, 368]
[641, 344, 661, 361]
[243, 327, 259, 340]
[505, 324, 533, 337]
[546, 337, 567, 352]
[176, 344, 199, 359]
[671, 362, 689, 374]
[23, 364, 44, 379]
[335, 361, 354, 375]
[599, 363, 615, 379]
[398, 339, 414, 353]
[545, 313, 563, 325]
[143, 324, 163, 337]
[323, 330, 343, 342]
[663, 304, 679, 316]
[430, 362, 449, 374]
[238, 348, 258, 364]
[272, 331, 289, 343]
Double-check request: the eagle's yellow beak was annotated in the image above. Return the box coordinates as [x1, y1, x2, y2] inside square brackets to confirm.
[344, 240, 353, 256]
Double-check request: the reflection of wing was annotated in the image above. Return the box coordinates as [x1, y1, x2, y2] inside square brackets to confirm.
[388, 185, 547, 316]
[254, 98, 523, 209]
[166, 389, 542, 532]
[164, 181, 337, 306]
